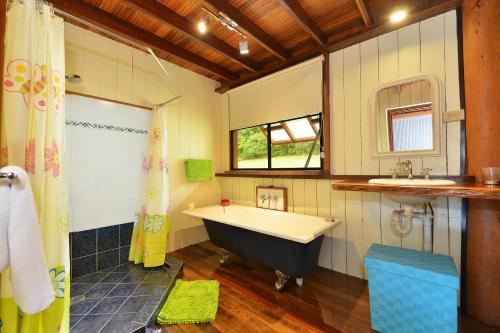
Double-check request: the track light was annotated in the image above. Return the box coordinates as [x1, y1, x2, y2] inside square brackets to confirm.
[197, 15, 209, 33]
[239, 39, 249, 55]
[390, 10, 407, 23]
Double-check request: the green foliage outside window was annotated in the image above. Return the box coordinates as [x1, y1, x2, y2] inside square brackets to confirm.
[237, 127, 320, 161]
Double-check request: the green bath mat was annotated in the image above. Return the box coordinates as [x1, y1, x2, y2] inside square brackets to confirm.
[184, 159, 214, 181]
[157, 279, 219, 325]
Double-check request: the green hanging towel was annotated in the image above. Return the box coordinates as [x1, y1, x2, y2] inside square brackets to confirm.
[184, 159, 213, 181]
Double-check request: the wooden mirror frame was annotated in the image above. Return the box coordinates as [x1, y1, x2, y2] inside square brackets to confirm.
[369, 74, 444, 158]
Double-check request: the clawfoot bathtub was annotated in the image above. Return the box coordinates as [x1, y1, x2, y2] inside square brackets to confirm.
[183, 205, 339, 291]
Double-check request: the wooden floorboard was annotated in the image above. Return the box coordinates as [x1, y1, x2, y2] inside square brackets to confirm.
[158, 241, 498, 333]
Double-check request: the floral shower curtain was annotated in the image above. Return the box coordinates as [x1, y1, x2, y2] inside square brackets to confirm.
[129, 105, 170, 267]
[0, 1, 69, 332]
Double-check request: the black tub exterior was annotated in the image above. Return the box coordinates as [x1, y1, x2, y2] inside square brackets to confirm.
[203, 219, 324, 278]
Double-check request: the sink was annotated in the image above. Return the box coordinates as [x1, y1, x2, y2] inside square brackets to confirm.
[368, 178, 456, 186]
[368, 178, 456, 205]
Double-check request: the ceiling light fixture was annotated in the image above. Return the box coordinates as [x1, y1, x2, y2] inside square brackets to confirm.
[390, 10, 407, 23]
[239, 39, 249, 55]
[197, 15, 209, 34]
[200, 7, 250, 54]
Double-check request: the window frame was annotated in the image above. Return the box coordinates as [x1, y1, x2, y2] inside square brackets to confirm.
[230, 113, 324, 171]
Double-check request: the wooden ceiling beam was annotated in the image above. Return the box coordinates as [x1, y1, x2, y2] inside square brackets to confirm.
[121, 0, 261, 72]
[276, 0, 326, 45]
[202, 0, 290, 61]
[216, 0, 462, 93]
[353, 0, 373, 27]
[52, 0, 238, 81]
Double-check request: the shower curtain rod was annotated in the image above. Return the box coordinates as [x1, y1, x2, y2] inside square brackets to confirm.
[52, 7, 182, 107]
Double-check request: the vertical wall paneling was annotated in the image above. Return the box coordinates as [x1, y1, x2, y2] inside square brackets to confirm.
[218, 12, 462, 281]
[330, 190, 347, 273]
[117, 43, 133, 104]
[82, 29, 101, 97]
[330, 52, 345, 175]
[377, 31, 400, 175]
[343, 45, 362, 175]
[304, 180, 318, 216]
[282, 178, 294, 212]
[100, 38, 118, 101]
[361, 192, 382, 276]
[444, 12, 461, 176]
[360, 38, 380, 175]
[420, 15, 448, 175]
[292, 179, 306, 214]
[398, 23, 424, 176]
[345, 192, 364, 278]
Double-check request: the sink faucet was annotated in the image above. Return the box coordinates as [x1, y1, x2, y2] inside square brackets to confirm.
[398, 160, 413, 179]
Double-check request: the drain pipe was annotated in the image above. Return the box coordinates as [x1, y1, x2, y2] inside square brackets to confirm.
[391, 204, 434, 252]
[392, 205, 414, 234]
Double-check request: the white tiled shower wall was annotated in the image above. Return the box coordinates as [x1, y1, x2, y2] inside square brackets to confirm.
[66, 94, 151, 232]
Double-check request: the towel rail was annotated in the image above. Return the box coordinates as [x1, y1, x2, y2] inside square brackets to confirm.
[0, 172, 16, 183]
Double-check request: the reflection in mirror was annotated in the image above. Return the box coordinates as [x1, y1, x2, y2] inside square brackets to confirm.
[376, 79, 433, 153]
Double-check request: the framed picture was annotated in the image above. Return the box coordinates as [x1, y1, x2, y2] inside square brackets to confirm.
[256, 186, 288, 212]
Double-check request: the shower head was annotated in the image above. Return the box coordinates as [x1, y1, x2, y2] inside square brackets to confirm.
[65, 74, 82, 84]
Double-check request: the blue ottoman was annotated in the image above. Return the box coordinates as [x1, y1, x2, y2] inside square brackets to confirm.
[364, 244, 459, 333]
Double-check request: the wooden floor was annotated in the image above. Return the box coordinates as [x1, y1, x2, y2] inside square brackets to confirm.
[159, 241, 498, 333]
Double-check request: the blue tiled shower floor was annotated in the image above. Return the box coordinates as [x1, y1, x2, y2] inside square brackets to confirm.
[70, 256, 182, 333]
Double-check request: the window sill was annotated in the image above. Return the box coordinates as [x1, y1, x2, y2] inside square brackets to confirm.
[215, 170, 331, 179]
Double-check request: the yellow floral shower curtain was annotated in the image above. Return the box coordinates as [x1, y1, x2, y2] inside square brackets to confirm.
[129, 105, 170, 267]
[0, 1, 69, 332]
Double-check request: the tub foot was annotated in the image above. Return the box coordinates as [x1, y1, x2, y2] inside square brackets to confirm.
[274, 270, 289, 291]
[296, 278, 303, 287]
[219, 248, 231, 265]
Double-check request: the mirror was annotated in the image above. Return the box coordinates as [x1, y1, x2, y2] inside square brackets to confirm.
[370, 74, 442, 157]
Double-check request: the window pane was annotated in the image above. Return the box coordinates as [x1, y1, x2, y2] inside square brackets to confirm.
[270, 128, 291, 143]
[285, 118, 316, 139]
[235, 126, 268, 169]
[270, 115, 321, 169]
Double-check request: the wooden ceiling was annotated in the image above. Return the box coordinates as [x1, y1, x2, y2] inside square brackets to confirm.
[52, 0, 462, 93]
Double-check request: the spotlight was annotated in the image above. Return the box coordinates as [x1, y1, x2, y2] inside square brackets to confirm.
[197, 16, 209, 33]
[239, 39, 249, 55]
[390, 10, 407, 23]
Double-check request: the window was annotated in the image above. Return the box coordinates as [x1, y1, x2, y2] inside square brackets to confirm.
[386, 102, 433, 152]
[231, 114, 322, 170]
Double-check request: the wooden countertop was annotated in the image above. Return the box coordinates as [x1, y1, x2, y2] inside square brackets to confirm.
[331, 180, 500, 200]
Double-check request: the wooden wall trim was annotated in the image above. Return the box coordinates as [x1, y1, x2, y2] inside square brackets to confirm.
[215, 172, 475, 182]
[322, 52, 331, 173]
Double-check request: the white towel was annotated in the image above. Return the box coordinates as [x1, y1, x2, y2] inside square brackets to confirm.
[0, 166, 55, 314]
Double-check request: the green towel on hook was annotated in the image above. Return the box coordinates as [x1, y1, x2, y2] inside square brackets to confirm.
[184, 159, 213, 181]
[157, 279, 219, 325]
